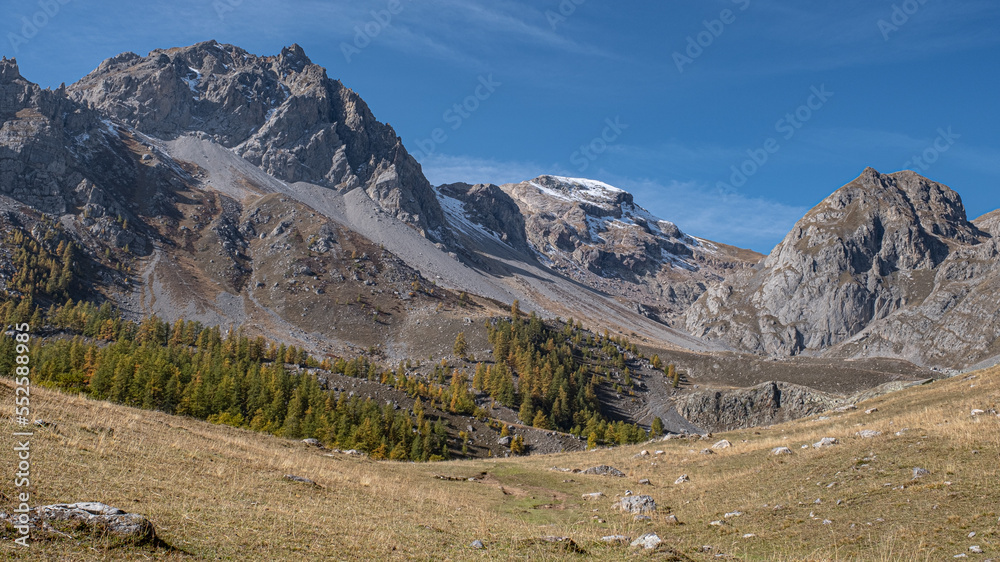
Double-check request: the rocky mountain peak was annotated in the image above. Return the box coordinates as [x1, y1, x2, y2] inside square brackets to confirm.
[768, 168, 981, 278]
[974, 209, 1000, 236]
[502, 175, 695, 255]
[278, 43, 312, 71]
[511, 175, 685, 237]
[686, 167, 993, 364]
[0, 61, 165, 227]
[0, 57, 22, 82]
[68, 41, 447, 241]
[815, 167, 977, 245]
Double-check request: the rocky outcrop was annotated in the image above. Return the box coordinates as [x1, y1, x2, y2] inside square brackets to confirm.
[686, 168, 1000, 369]
[1, 502, 157, 545]
[834, 206, 1000, 369]
[0, 57, 175, 259]
[678, 381, 842, 432]
[582, 465, 626, 477]
[436, 182, 529, 252]
[0, 58, 136, 215]
[68, 41, 447, 241]
[498, 175, 760, 323]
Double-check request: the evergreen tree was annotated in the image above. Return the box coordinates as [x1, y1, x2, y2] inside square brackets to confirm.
[650, 417, 664, 437]
[518, 399, 535, 425]
[510, 434, 526, 455]
[532, 410, 551, 430]
[669, 364, 680, 388]
[453, 332, 468, 359]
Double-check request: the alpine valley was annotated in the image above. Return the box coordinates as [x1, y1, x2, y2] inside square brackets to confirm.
[1, 42, 999, 560]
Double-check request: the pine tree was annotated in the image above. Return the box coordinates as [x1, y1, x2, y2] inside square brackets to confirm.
[518, 399, 535, 425]
[472, 363, 486, 391]
[409, 435, 423, 461]
[650, 417, 664, 437]
[389, 441, 409, 461]
[58, 243, 74, 293]
[448, 370, 474, 415]
[510, 434, 526, 455]
[669, 364, 680, 388]
[453, 332, 468, 359]
[491, 362, 517, 407]
[413, 397, 424, 428]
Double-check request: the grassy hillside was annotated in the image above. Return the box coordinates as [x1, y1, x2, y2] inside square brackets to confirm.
[1, 364, 998, 560]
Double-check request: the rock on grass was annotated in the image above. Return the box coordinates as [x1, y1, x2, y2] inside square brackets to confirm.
[630, 533, 662, 549]
[0, 502, 156, 545]
[614, 495, 656, 514]
[284, 474, 321, 487]
[582, 465, 626, 477]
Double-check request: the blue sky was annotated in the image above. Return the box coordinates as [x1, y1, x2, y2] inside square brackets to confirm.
[5, 0, 999, 252]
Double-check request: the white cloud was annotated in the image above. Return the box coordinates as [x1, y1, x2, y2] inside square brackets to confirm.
[401, 0, 615, 58]
[209, 0, 613, 69]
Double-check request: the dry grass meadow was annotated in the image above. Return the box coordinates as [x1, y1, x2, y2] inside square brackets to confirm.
[1, 364, 998, 560]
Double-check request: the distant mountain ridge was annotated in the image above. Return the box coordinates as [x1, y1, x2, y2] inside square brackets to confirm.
[497, 175, 760, 322]
[429, 175, 760, 323]
[2, 42, 997, 371]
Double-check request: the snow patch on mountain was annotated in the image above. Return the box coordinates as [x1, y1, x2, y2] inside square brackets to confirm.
[182, 67, 202, 99]
[528, 175, 628, 207]
[434, 187, 509, 248]
[547, 175, 624, 197]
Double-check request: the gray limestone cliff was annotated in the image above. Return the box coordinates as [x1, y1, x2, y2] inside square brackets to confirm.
[685, 168, 999, 369]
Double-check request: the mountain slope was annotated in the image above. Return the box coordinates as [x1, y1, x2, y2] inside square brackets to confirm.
[685, 167, 1000, 369]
